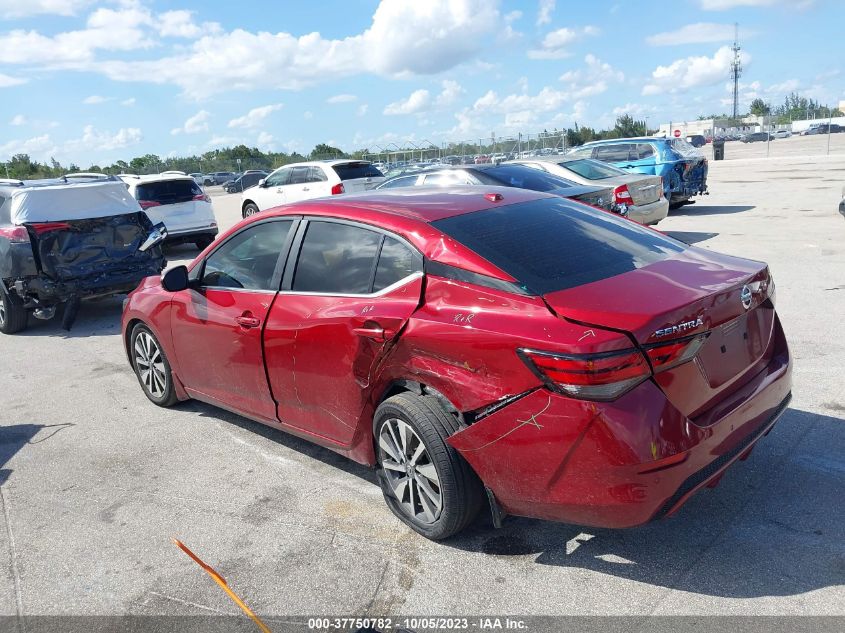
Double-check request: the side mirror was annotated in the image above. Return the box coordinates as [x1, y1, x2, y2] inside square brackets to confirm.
[258, 178, 266, 188]
[139, 222, 168, 252]
[161, 265, 189, 292]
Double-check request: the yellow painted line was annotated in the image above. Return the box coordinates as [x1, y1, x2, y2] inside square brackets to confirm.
[172, 538, 272, 633]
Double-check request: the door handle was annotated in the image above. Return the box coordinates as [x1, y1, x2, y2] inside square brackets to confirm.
[352, 324, 390, 340]
[235, 313, 261, 329]
[302, 186, 310, 191]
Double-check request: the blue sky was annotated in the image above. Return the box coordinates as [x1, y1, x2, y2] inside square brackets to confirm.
[1, 0, 843, 166]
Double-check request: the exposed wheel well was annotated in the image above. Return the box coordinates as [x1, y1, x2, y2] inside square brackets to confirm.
[242, 199, 256, 211]
[123, 318, 144, 362]
[374, 380, 464, 429]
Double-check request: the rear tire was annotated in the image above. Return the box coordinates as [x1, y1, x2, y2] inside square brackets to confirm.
[0, 284, 28, 334]
[374, 393, 484, 540]
[130, 323, 179, 407]
[242, 202, 259, 218]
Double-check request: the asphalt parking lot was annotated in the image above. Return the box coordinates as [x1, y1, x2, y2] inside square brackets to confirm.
[1, 152, 843, 621]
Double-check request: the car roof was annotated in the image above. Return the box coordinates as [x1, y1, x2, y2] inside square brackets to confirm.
[119, 173, 194, 185]
[579, 137, 668, 147]
[264, 185, 550, 224]
[272, 159, 372, 170]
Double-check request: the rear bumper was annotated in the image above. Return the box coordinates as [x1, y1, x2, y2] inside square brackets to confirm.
[10, 265, 163, 306]
[164, 227, 218, 244]
[448, 337, 792, 529]
[629, 198, 669, 225]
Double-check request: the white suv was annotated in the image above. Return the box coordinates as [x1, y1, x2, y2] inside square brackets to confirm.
[120, 173, 218, 249]
[240, 160, 385, 218]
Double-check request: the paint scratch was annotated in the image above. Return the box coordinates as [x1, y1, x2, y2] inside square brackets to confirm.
[462, 396, 551, 452]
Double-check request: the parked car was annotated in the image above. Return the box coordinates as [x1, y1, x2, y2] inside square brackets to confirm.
[509, 157, 669, 225]
[241, 160, 385, 218]
[204, 171, 236, 186]
[224, 171, 268, 193]
[189, 173, 205, 186]
[63, 172, 119, 181]
[804, 123, 843, 135]
[0, 178, 166, 333]
[568, 137, 708, 206]
[772, 130, 792, 139]
[122, 187, 791, 539]
[375, 164, 618, 214]
[686, 135, 706, 148]
[120, 173, 218, 250]
[741, 132, 773, 143]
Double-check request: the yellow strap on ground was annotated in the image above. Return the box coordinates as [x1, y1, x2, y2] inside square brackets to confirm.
[172, 538, 272, 633]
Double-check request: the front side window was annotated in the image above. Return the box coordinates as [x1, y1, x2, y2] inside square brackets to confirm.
[379, 175, 418, 189]
[292, 222, 381, 294]
[202, 220, 293, 290]
[594, 144, 634, 162]
[265, 168, 291, 187]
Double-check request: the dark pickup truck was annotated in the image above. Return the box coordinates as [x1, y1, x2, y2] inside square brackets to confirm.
[0, 178, 167, 333]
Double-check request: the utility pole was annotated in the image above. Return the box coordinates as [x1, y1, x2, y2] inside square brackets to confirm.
[730, 23, 742, 121]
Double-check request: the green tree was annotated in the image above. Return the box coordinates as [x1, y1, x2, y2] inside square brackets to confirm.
[749, 98, 771, 116]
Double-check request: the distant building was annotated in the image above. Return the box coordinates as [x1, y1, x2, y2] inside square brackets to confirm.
[657, 115, 766, 138]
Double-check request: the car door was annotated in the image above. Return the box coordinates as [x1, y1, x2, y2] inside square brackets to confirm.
[170, 218, 298, 421]
[284, 166, 314, 203]
[252, 167, 291, 211]
[621, 143, 658, 176]
[263, 219, 424, 445]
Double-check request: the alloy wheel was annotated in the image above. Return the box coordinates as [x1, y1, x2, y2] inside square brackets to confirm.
[378, 418, 442, 524]
[134, 331, 167, 398]
[0, 292, 6, 327]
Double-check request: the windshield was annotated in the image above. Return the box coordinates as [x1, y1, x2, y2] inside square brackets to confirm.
[432, 197, 685, 294]
[558, 158, 627, 180]
[479, 164, 577, 192]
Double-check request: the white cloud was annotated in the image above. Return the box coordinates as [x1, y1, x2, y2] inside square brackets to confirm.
[83, 95, 108, 104]
[559, 54, 624, 97]
[384, 89, 431, 115]
[528, 26, 598, 59]
[0, 134, 55, 158]
[0, 0, 93, 18]
[158, 10, 221, 39]
[303, 111, 313, 120]
[227, 103, 283, 129]
[536, 0, 555, 25]
[74, 125, 142, 152]
[121, 97, 136, 106]
[642, 45, 750, 95]
[24, 0, 501, 98]
[171, 110, 211, 135]
[327, 94, 357, 104]
[647, 23, 738, 46]
[436, 80, 465, 106]
[612, 102, 659, 118]
[256, 131, 273, 147]
[766, 79, 800, 94]
[0, 73, 26, 88]
[356, 104, 369, 117]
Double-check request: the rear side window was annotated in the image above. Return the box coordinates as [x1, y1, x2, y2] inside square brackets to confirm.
[379, 175, 418, 189]
[636, 144, 655, 160]
[202, 220, 293, 290]
[432, 198, 686, 294]
[332, 162, 384, 180]
[308, 167, 328, 182]
[289, 166, 311, 184]
[292, 222, 381, 294]
[136, 179, 201, 206]
[373, 237, 422, 291]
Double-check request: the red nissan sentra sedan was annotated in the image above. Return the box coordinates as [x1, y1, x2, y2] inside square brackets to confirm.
[122, 187, 792, 540]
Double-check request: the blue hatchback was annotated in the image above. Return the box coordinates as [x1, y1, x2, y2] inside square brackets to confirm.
[567, 137, 708, 205]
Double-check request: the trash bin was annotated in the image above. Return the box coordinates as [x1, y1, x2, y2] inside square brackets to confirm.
[713, 139, 725, 161]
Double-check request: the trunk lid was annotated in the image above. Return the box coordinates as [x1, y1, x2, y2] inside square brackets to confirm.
[543, 248, 775, 416]
[551, 185, 615, 211]
[25, 212, 164, 283]
[625, 175, 662, 205]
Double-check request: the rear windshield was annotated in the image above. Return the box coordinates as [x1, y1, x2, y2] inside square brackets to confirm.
[558, 159, 626, 180]
[332, 162, 384, 180]
[136, 179, 201, 205]
[479, 165, 576, 192]
[432, 198, 686, 294]
[669, 139, 702, 158]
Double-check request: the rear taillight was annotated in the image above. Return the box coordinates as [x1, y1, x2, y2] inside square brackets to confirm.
[193, 193, 211, 203]
[139, 200, 161, 209]
[331, 183, 345, 195]
[613, 184, 633, 206]
[519, 348, 651, 401]
[30, 222, 73, 235]
[644, 333, 708, 372]
[0, 226, 30, 243]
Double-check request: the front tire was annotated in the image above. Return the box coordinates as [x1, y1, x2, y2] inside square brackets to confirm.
[0, 284, 28, 334]
[242, 202, 259, 218]
[374, 393, 484, 540]
[130, 323, 179, 407]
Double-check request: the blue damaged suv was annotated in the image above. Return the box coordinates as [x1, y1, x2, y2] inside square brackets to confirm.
[567, 137, 708, 206]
